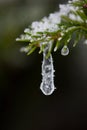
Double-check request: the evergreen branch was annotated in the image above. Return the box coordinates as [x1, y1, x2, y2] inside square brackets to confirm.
[16, 0, 87, 57]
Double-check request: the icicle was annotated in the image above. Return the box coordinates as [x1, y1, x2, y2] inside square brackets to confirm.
[40, 44, 56, 96]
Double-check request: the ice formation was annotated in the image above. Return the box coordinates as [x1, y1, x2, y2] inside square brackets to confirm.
[40, 44, 55, 95]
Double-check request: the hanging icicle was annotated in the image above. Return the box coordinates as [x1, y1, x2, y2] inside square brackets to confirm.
[40, 43, 56, 95]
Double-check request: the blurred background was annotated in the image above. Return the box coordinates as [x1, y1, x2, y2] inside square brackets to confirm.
[0, 0, 87, 129]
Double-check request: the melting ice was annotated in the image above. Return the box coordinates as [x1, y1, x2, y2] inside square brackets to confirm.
[40, 45, 55, 95]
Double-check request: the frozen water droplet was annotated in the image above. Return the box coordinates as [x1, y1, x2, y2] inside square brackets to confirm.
[61, 45, 69, 56]
[40, 45, 55, 96]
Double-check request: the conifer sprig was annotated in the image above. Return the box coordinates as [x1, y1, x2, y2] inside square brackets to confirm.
[16, 0, 87, 57]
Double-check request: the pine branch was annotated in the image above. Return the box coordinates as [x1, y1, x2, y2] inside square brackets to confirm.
[16, 0, 87, 95]
[16, 0, 87, 57]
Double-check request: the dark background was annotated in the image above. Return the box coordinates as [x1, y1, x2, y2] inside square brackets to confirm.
[0, 0, 87, 129]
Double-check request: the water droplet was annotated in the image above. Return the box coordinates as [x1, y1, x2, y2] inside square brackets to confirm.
[40, 45, 55, 96]
[61, 45, 69, 56]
